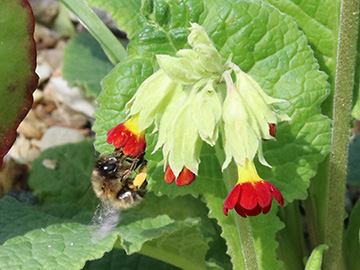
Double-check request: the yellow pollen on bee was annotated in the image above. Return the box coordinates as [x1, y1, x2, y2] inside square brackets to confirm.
[133, 172, 147, 187]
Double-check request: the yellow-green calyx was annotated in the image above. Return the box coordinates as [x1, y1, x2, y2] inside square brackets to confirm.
[126, 23, 290, 177]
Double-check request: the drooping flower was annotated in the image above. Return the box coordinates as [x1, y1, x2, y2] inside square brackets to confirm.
[223, 160, 284, 217]
[107, 114, 146, 158]
[221, 66, 290, 170]
[164, 166, 196, 186]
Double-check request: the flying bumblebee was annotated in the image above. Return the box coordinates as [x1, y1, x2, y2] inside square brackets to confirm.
[91, 150, 147, 210]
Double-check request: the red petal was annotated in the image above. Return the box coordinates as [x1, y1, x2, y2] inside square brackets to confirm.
[244, 204, 263, 217]
[122, 135, 146, 158]
[264, 181, 284, 206]
[239, 182, 258, 210]
[223, 184, 242, 215]
[262, 202, 272, 214]
[254, 181, 272, 208]
[234, 203, 248, 218]
[107, 123, 129, 148]
[164, 166, 175, 184]
[175, 168, 196, 186]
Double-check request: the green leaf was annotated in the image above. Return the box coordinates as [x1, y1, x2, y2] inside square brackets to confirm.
[86, 0, 142, 39]
[0, 222, 118, 270]
[343, 199, 360, 269]
[0, 0, 38, 167]
[304, 244, 328, 270]
[137, 218, 210, 270]
[266, 0, 340, 115]
[28, 141, 98, 209]
[83, 248, 180, 270]
[25, 140, 213, 269]
[60, 0, 126, 65]
[63, 33, 114, 97]
[0, 197, 63, 245]
[93, 0, 331, 268]
[347, 133, 360, 187]
[276, 202, 307, 270]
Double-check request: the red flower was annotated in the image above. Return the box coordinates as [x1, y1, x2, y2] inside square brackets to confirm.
[223, 161, 284, 217]
[164, 166, 196, 186]
[107, 115, 146, 158]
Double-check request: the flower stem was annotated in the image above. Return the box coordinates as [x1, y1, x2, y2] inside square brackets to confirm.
[224, 161, 259, 270]
[323, 0, 359, 269]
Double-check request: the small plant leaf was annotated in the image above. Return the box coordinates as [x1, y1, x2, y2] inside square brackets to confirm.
[86, 0, 142, 39]
[0, 0, 38, 167]
[304, 244, 328, 270]
[63, 33, 114, 97]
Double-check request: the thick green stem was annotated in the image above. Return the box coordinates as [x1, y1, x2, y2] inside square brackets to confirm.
[224, 161, 259, 270]
[324, 0, 359, 269]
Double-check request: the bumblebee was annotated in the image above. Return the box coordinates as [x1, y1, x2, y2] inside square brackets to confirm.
[91, 150, 147, 209]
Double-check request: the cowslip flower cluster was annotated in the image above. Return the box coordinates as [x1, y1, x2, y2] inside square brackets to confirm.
[106, 23, 290, 217]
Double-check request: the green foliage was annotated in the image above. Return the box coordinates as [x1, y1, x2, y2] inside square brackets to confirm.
[92, 0, 331, 269]
[0, 0, 38, 166]
[1, 141, 224, 269]
[63, 33, 113, 97]
[60, 0, 126, 64]
[87, 0, 142, 39]
[28, 141, 98, 209]
[304, 244, 328, 270]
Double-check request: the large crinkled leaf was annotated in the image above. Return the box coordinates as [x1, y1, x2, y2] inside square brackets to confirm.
[24, 141, 213, 269]
[0, 197, 63, 245]
[0, 222, 118, 270]
[0, 0, 38, 167]
[0, 197, 209, 270]
[266, 0, 340, 114]
[63, 33, 114, 97]
[93, 0, 331, 269]
[86, 0, 142, 39]
[28, 141, 98, 210]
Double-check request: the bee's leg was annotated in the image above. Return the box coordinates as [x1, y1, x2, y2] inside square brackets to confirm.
[122, 153, 146, 181]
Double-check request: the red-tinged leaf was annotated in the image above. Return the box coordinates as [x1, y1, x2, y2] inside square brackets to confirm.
[0, 0, 38, 167]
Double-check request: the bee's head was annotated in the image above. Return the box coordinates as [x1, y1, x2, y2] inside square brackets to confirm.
[96, 156, 118, 178]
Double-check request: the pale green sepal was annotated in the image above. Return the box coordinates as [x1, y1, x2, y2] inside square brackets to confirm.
[193, 43, 224, 74]
[176, 49, 211, 78]
[222, 71, 260, 170]
[128, 69, 181, 131]
[305, 244, 328, 270]
[170, 100, 202, 175]
[156, 54, 203, 84]
[234, 66, 290, 139]
[155, 91, 202, 177]
[188, 23, 215, 48]
[187, 23, 224, 75]
[153, 90, 188, 155]
[190, 81, 222, 146]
